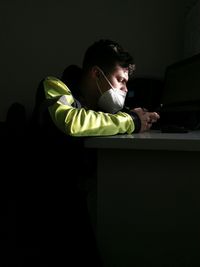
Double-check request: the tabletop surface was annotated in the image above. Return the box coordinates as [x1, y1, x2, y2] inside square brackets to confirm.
[84, 130, 200, 151]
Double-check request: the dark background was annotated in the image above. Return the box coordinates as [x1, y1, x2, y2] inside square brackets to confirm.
[0, 0, 194, 122]
[1, 0, 200, 265]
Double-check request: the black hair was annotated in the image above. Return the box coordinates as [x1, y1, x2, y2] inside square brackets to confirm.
[82, 39, 135, 78]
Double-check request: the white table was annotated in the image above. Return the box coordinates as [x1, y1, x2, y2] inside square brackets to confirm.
[85, 130, 200, 267]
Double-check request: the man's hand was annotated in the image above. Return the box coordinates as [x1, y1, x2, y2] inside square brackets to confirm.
[132, 107, 160, 132]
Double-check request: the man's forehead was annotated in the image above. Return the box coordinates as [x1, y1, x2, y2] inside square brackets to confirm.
[112, 66, 129, 79]
[113, 65, 128, 74]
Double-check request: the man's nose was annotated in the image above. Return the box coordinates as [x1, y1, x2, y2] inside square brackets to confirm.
[121, 86, 128, 93]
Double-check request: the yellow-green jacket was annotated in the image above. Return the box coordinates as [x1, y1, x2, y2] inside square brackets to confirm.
[43, 76, 140, 137]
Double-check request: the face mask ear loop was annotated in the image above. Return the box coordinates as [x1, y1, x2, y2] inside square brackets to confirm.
[96, 66, 114, 90]
[96, 79, 103, 95]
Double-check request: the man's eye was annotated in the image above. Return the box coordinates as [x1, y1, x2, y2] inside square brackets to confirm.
[120, 79, 126, 84]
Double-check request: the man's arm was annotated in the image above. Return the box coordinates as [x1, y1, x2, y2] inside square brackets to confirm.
[43, 77, 139, 137]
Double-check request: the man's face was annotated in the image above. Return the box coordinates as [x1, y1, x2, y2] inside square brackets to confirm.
[108, 65, 129, 92]
[99, 65, 129, 94]
[95, 64, 129, 113]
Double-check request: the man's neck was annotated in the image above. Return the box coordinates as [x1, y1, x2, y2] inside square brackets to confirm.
[80, 77, 99, 110]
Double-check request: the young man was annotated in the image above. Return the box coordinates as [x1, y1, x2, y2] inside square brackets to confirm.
[27, 39, 159, 266]
[40, 39, 159, 137]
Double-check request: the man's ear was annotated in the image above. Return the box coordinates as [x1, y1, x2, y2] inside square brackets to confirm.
[91, 66, 101, 78]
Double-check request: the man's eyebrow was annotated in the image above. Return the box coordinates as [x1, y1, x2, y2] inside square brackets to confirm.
[120, 72, 129, 80]
[118, 75, 128, 82]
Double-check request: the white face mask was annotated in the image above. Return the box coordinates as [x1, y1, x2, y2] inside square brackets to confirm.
[96, 68, 127, 113]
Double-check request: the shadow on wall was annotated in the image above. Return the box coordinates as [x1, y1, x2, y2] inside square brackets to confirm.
[5, 102, 27, 137]
[0, 102, 27, 136]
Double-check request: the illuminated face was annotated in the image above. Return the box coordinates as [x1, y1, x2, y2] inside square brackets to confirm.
[98, 65, 128, 94]
[95, 65, 129, 113]
[106, 65, 129, 92]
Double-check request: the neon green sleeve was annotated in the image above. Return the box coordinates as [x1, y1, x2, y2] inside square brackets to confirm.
[43, 76, 135, 137]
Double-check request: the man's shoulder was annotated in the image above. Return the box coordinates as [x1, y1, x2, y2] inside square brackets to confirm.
[44, 76, 68, 89]
[44, 76, 61, 83]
